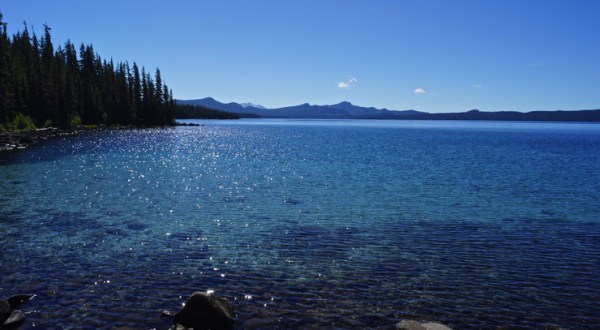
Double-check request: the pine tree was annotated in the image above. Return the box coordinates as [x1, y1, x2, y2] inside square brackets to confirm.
[0, 13, 12, 123]
[0, 12, 176, 129]
[132, 62, 141, 123]
[29, 30, 43, 120]
[116, 62, 130, 124]
[141, 66, 148, 124]
[63, 39, 80, 126]
[40, 24, 56, 123]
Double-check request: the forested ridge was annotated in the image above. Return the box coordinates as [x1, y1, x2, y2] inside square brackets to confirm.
[0, 12, 175, 130]
[174, 103, 241, 120]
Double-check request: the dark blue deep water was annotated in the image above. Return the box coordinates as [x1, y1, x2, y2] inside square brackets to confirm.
[1, 119, 600, 329]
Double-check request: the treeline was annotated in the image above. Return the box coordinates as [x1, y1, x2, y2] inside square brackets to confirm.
[174, 104, 240, 119]
[379, 109, 600, 122]
[0, 13, 175, 130]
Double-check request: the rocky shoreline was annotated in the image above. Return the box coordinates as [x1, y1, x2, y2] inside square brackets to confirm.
[162, 292, 454, 330]
[2, 290, 455, 329]
[0, 128, 81, 152]
[0, 124, 201, 153]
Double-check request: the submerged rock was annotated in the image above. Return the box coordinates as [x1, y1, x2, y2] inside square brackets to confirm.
[0, 294, 35, 329]
[421, 322, 452, 330]
[3, 310, 25, 329]
[396, 320, 452, 330]
[396, 320, 427, 330]
[172, 292, 235, 330]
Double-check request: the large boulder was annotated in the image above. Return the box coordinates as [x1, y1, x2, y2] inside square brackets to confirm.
[173, 292, 235, 330]
[0, 294, 35, 329]
[3, 310, 26, 329]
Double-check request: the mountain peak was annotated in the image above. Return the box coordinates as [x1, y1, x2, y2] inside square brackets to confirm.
[331, 101, 356, 110]
[240, 102, 266, 109]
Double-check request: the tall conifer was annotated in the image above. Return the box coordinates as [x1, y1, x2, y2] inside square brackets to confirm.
[0, 12, 175, 129]
[0, 13, 11, 122]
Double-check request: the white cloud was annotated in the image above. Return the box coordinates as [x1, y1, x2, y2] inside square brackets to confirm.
[337, 81, 350, 89]
[337, 77, 358, 89]
[470, 84, 482, 89]
[414, 88, 426, 94]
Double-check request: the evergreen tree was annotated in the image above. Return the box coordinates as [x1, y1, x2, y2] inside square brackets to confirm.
[29, 30, 43, 120]
[40, 24, 56, 122]
[0, 12, 177, 129]
[63, 40, 81, 126]
[132, 62, 141, 123]
[0, 13, 12, 123]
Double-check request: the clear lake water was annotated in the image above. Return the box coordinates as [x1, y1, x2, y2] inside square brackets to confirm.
[1, 119, 600, 329]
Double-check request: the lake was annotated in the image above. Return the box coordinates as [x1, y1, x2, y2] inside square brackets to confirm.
[1, 119, 599, 329]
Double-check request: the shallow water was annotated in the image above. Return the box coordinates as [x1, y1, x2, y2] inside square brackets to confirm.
[1, 119, 600, 329]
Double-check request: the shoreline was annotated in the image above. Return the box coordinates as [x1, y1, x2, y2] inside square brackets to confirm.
[0, 123, 202, 153]
[0, 127, 79, 153]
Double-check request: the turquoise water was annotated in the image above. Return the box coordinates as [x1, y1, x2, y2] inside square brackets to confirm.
[1, 119, 600, 329]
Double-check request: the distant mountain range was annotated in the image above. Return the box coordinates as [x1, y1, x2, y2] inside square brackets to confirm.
[176, 97, 600, 122]
[176, 97, 424, 119]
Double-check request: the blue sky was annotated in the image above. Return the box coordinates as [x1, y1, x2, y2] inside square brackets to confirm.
[2, 0, 600, 112]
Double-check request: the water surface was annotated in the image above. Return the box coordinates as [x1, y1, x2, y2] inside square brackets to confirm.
[1, 119, 599, 329]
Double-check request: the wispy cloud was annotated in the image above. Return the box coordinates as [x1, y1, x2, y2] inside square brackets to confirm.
[337, 77, 358, 89]
[470, 84, 482, 89]
[414, 88, 426, 94]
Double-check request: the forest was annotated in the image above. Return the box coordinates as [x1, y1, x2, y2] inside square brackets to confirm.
[0, 12, 175, 130]
[174, 104, 240, 120]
